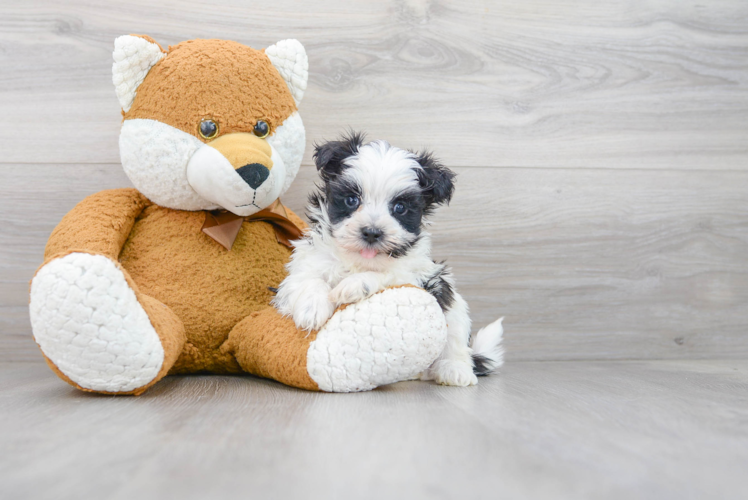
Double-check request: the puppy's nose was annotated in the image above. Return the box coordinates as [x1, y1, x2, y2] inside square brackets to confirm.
[236, 163, 270, 189]
[361, 227, 384, 244]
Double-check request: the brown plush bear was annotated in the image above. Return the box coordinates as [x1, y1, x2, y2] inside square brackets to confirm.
[28, 36, 447, 395]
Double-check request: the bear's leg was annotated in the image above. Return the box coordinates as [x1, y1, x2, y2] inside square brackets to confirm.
[224, 308, 319, 391]
[225, 287, 448, 392]
[30, 253, 186, 395]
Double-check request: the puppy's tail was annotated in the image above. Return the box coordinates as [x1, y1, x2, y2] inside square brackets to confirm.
[471, 317, 505, 376]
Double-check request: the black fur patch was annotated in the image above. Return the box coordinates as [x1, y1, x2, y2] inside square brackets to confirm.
[313, 131, 366, 182]
[412, 151, 456, 216]
[386, 235, 421, 259]
[390, 190, 426, 236]
[472, 354, 494, 376]
[325, 177, 363, 225]
[306, 189, 325, 225]
[421, 263, 455, 311]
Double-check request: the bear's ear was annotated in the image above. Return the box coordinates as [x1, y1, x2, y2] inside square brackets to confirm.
[313, 131, 365, 182]
[112, 35, 165, 112]
[414, 151, 456, 209]
[265, 39, 309, 106]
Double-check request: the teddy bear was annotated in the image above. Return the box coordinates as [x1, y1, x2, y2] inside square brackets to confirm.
[28, 35, 447, 395]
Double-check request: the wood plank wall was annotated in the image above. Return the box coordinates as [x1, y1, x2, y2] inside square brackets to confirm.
[1, 0, 747, 362]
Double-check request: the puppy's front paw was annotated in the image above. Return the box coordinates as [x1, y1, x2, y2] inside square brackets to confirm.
[431, 360, 478, 387]
[293, 294, 335, 332]
[329, 275, 375, 306]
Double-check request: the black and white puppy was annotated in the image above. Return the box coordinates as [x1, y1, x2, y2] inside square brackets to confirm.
[272, 132, 504, 386]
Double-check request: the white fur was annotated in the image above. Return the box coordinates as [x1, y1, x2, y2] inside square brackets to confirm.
[273, 141, 504, 386]
[422, 292, 477, 386]
[265, 39, 309, 105]
[112, 35, 164, 112]
[119, 114, 304, 215]
[120, 119, 211, 210]
[29, 253, 165, 393]
[267, 111, 305, 196]
[471, 317, 505, 373]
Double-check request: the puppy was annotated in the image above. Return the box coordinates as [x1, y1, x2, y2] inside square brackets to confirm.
[272, 132, 504, 386]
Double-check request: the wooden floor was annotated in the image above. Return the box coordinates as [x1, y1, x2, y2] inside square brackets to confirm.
[2, 360, 747, 500]
[1, 1, 747, 498]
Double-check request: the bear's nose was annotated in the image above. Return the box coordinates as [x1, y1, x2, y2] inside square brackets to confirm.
[361, 227, 384, 244]
[236, 163, 270, 189]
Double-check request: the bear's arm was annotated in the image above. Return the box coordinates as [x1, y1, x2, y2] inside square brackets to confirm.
[44, 188, 151, 263]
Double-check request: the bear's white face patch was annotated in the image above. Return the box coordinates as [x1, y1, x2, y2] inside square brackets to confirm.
[267, 112, 305, 196]
[119, 112, 305, 214]
[120, 119, 211, 210]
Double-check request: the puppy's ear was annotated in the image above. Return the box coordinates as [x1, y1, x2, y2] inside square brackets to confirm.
[313, 131, 366, 182]
[414, 151, 456, 208]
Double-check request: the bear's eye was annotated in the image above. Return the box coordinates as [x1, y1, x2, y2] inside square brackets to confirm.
[199, 119, 218, 140]
[345, 195, 360, 209]
[253, 120, 270, 139]
[393, 202, 407, 215]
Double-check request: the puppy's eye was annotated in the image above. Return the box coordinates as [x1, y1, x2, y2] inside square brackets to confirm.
[393, 202, 407, 215]
[253, 120, 270, 138]
[199, 119, 218, 140]
[345, 195, 360, 209]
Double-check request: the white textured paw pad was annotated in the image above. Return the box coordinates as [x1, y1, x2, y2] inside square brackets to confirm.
[29, 253, 164, 393]
[307, 287, 448, 392]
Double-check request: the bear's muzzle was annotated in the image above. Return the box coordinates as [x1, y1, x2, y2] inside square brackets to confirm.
[208, 132, 274, 175]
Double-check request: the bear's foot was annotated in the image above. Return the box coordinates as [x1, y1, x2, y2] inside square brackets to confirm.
[309, 286, 447, 392]
[228, 286, 448, 392]
[30, 253, 184, 394]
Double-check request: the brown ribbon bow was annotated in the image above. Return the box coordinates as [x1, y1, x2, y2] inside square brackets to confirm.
[201, 199, 303, 250]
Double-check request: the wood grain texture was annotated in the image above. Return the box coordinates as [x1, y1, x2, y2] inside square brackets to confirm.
[0, 0, 746, 168]
[3, 4, 747, 497]
[1, 360, 747, 500]
[2, 164, 747, 362]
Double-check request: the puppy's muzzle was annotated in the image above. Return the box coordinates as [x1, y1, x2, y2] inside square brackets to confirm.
[208, 133, 273, 189]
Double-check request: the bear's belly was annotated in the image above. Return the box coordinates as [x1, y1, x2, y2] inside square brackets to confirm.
[119, 205, 292, 374]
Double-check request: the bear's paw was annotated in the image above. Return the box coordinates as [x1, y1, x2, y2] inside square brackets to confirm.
[29, 253, 164, 393]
